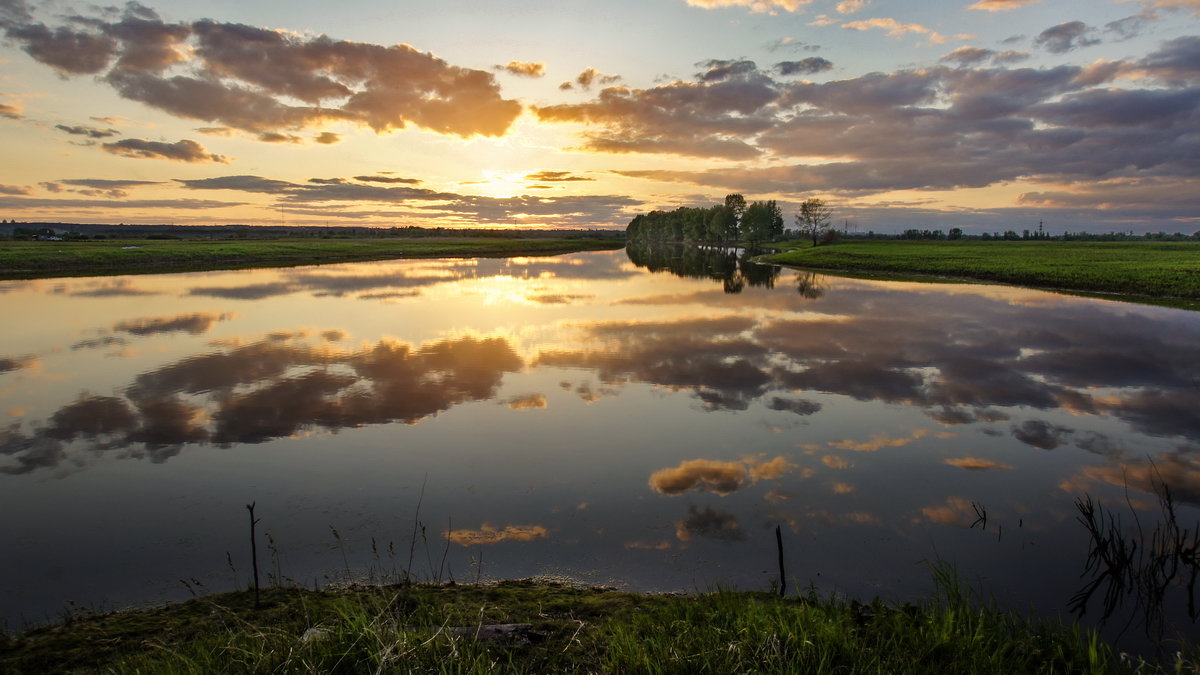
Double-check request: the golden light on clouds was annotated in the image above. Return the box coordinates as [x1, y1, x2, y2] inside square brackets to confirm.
[649, 455, 797, 496]
[447, 524, 548, 546]
[505, 394, 548, 410]
[944, 457, 1015, 471]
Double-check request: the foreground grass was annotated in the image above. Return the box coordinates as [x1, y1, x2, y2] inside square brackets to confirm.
[0, 237, 625, 280]
[764, 240, 1200, 305]
[3, 574, 1183, 674]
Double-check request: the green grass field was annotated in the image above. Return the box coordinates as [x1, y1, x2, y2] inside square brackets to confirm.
[764, 240, 1200, 304]
[0, 238, 625, 280]
[4, 570, 1175, 674]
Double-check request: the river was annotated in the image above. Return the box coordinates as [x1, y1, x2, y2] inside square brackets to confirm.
[2, 245, 1198, 650]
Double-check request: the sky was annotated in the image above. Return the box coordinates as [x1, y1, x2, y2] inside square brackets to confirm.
[0, 0, 1197, 234]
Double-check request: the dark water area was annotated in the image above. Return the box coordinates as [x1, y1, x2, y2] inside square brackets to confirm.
[2, 246, 1198, 654]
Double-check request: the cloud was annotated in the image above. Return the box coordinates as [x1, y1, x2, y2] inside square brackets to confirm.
[940, 47, 995, 66]
[537, 67, 778, 159]
[497, 61, 545, 77]
[55, 124, 120, 139]
[354, 175, 422, 185]
[967, 0, 1041, 10]
[650, 459, 747, 495]
[1105, 10, 1160, 40]
[835, 0, 868, 13]
[113, 312, 230, 336]
[1011, 419, 1074, 449]
[842, 17, 949, 44]
[102, 138, 229, 163]
[572, 67, 621, 90]
[649, 455, 795, 495]
[2, 7, 521, 139]
[675, 505, 745, 542]
[828, 429, 935, 452]
[0, 102, 21, 119]
[0, 354, 36, 373]
[0, 184, 31, 196]
[1034, 21, 1100, 54]
[524, 171, 594, 182]
[505, 394, 547, 410]
[767, 396, 822, 416]
[1139, 0, 1200, 15]
[943, 457, 1015, 471]
[774, 57, 833, 76]
[314, 131, 341, 144]
[921, 496, 979, 527]
[447, 524, 548, 545]
[684, 0, 814, 12]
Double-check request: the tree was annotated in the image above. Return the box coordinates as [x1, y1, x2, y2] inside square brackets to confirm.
[795, 198, 833, 246]
[742, 200, 784, 246]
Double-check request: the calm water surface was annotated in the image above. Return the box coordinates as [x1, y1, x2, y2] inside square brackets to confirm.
[2, 247, 1198, 647]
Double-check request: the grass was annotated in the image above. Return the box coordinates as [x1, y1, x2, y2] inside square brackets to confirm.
[763, 240, 1200, 306]
[0, 237, 626, 280]
[3, 567, 1187, 674]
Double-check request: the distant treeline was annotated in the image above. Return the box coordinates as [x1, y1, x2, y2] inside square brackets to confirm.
[0, 222, 625, 241]
[890, 227, 1200, 241]
[625, 194, 786, 246]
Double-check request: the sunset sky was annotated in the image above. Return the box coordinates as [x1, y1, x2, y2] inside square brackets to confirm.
[1, 0, 1197, 233]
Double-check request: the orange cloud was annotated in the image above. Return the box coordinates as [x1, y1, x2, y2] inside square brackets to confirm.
[498, 61, 545, 77]
[505, 394, 548, 410]
[649, 455, 796, 495]
[684, 0, 814, 12]
[748, 455, 796, 480]
[842, 17, 949, 44]
[102, 138, 229, 163]
[921, 497, 978, 527]
[447, 524, 548, 546]
[944, 457, 1014, 471]
[967, 0, 1042, 10]
[829, 429, 939, 452]
[650, 459, 746, 495]
[822, 455, 851, 469]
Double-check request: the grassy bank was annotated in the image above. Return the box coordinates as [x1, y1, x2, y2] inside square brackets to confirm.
[2, 573, 1181, 674]
[763, 240, 1200, 304]
[0, 237, 625, 280]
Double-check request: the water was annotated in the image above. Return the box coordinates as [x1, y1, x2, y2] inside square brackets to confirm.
[2, 246, 1198, 650]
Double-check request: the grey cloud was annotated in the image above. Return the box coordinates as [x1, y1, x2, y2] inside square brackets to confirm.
[55, 124, 119, 138]
[113, 312, 230, 336]
[0, 195, 241, 210]
[354, 175, 421, 185]
[536, 68, 779, 159]
[774, 58, 833, 76]
[768, 396, 822, 416]
[1137, 35, 1200, 85]
[1105, 10, 1159, 40]
[5, 23, 117, 74]
[1011, 419, 1073, 450]
[676, 505, 746, 542]
[3, 7, 521, 139]
[102, 138, 229, 163]
[940, 47, 995, 66]
[698, 59, 758, 82]
[179, 175, 298, 193]
[1033, 21, 1100, 54]
[0, 102, 21, 119]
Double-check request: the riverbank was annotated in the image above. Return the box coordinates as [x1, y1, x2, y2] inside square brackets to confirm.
[0, 237, 626, 280]
[3, 574, 1186, 674]
[763, 240, 1200, 307]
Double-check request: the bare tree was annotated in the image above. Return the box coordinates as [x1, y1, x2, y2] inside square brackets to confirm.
[795, 198, 833, 246]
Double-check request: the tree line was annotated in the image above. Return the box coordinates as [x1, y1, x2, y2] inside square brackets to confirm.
[626, 194, 835, 247]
